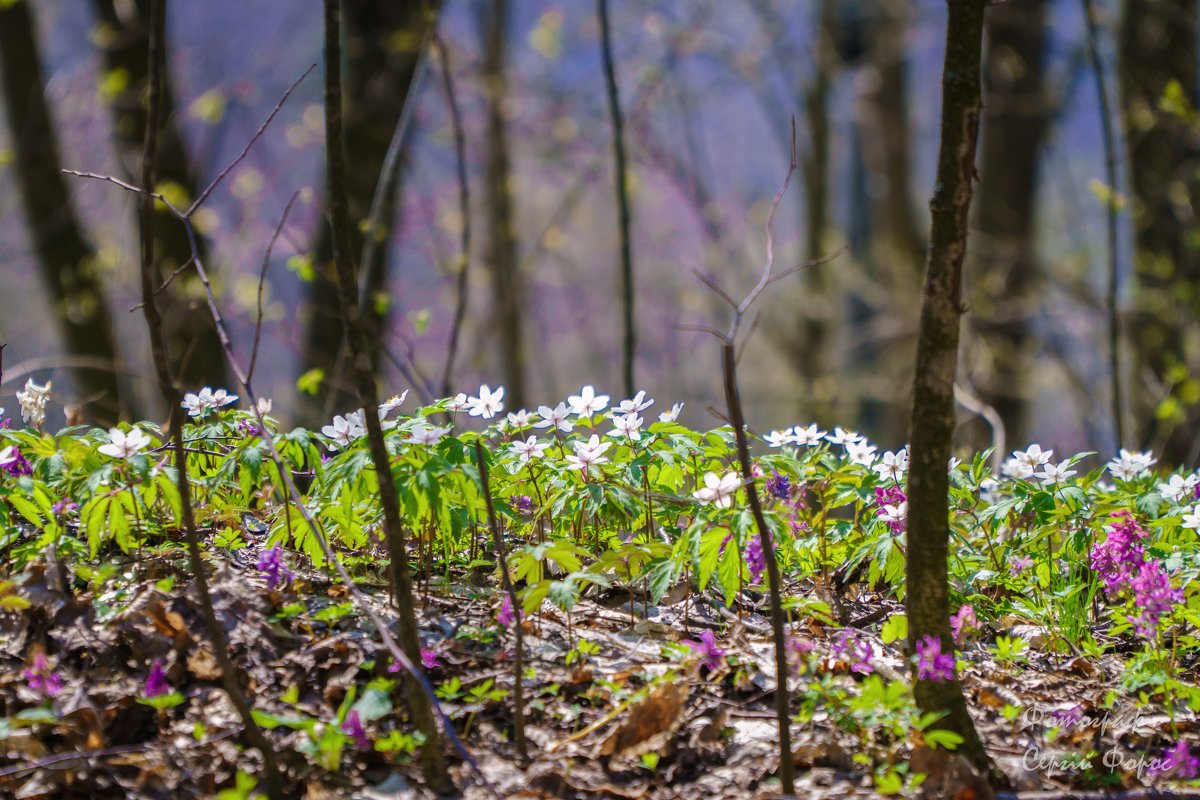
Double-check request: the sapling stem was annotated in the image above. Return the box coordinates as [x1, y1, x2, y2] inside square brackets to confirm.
[474, 440, 528, 758]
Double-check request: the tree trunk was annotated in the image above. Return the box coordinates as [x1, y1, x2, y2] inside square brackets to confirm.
[1118, 0, 1200, 465]
[481, 0, 527, 409]
[302, 0, 441, 424]
[798, 0, 837, 425]
[321, 2, 450, 788]
[91, 0, 229, 394]
[905, 0, 990, 768]
[1, 0, 124, 423]
[853, 0, 924, 445]
[968, 0, 1050, 452]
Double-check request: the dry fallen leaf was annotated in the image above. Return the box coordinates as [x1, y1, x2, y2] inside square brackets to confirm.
[187, 646, 223, 681]
[599, 680, 689, 758]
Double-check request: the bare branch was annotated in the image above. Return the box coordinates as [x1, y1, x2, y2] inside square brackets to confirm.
[186, 63, 316, 216]
[437, 33, 473, 398]
[248, 191, 300, 385]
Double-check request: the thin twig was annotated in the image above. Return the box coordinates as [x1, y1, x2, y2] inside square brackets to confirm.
[473, 440, 527, 759]
[248, 191, 300, 384]
[436, 33, 473, 399]
[186, 64, 316, 216]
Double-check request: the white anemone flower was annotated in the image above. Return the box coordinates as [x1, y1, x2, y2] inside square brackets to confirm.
[567, 385, 609, 418]
[379, 391, 409, 419]
[608, 412, 644, 443]
[826, 426, 863, 447]
[846, 441, 878, 467]
[467, 384, 505, 419]
[255, 397, 273, 417]
[880, 501, 907, 527]
[322, 414, 365, 449]
[616, 391, 654, 414]
[512, 435, 550, 463]
[873, 450, 907, 482]
[0, 446, 15, 468]
[564, 434, 612, 470]
[1181, 505, 1200, 531]
[1158, 473, 1199, 504]
[693, 471, 741, 508]
[404, 424, 451, 447]
[446, 393, 469, 412]
[98, 427, 151, 460]
[792, 424, 826, 446]
[658, 403, 683, 423]
[505, 409, 534, 429]
[1036, 460, 1076, 485]
[533, 403, 574, 433]
[763, 429, 795, 448]
[1107, 448, 1156, 481]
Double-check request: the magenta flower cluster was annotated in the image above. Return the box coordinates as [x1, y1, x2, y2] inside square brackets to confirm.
[744, 530, 775, 584]
[874, 485, 906, 534]
[2, 447, 32, 477]
[1151, 741, 1199, 780]
[24, 653, 62, 698]
[144, 660, 171, 698]
[1090, 511, 1181, 638]
[682, 629, 726, 672]
[831, 629, 873, 675]
[766, 470, 791, 501]
[497, 594, 521, 628]
[950, 604, 978, 644]
[341, 710, 371, 750]
[255, 545, 293, 591]
[915, 635, 955, 682]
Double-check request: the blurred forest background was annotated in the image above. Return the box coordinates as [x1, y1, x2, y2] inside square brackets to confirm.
[2, 0, 1199, 464]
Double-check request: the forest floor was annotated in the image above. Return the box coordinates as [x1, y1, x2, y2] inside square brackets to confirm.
[2, 526, 1196, 800]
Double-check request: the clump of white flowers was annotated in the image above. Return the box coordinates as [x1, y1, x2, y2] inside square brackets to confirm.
[181, 387, 238, 419]
[98, 427, 151, 460]
[17, 379, 51, 427]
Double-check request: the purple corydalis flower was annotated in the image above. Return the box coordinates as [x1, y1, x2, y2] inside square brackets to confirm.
[515, 495, 534, 514]
[1009, 555, 1033, 577]
[682, 629, 726, 672]
[24, 653, 62, 698]
[766, 471, 791, 501]
[497, 594, 520, 628]
[1091, 511, 1148, 596]
[1049, 704, 1085, 730]
[787, 635, 814, 676]
[2, 447, 32, 477]
[256, 545, 293, 591]
[744, 531, 774, 584]
[1152, 741, 1200, 779]
[1129, 560, 1183, 639]
[144, 660, 170, 698]
[420, 647, 439, 670]
[915, 635, 955, 683]
[950, 604, 978, 644]
[831, 630, 873, 675]
[873, 486, 907, 534]
[341, 710, 371, 750]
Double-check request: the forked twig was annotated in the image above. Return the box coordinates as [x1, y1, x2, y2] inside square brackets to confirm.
[248, 191, 300, 384]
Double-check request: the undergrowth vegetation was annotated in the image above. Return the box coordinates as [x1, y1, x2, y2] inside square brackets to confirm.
[2, 382, 1199, 794]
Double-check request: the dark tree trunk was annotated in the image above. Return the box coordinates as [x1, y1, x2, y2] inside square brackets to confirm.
[481, 0, 527, 409]
[321, 2, 450, 788]
[853, 0, 924, 445]
[91, 0, 229, 393]
[302, 0, 441, 424]
[798, 0, 837, 425]
[1118, 0, 1200, 465]
[968, 0, 1050, 451]
[0, 0, 123, 423]
[905, 0, 990, 767]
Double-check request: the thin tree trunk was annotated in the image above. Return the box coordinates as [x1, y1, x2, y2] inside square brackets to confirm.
[0, 0, 123, 423]
[905, 0, 990, 768]
[302, 0, 441, 423]
[91, 0, 228, 393]
[481, 0, 527, 408]
[968, 0, 1050, 451]
[598, 0, 636, 399]
[322, 2, 450, 788]
[1118, 0, 1200, 465]
[799, 0, 836, 425]
[854, 0, 924, 444]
